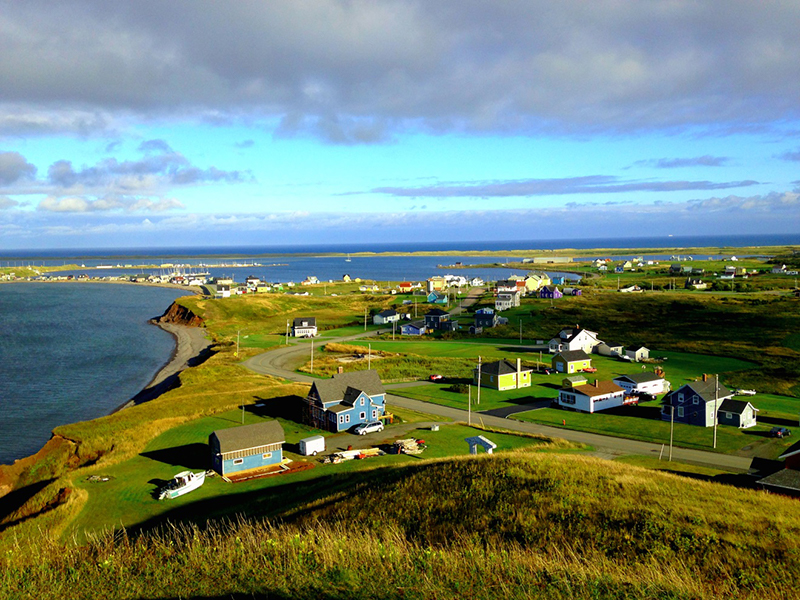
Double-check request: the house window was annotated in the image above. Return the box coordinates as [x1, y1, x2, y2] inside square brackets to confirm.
[360, 412, 366, 420]
[693, 397, 699, 405]
[677, 407, 684, 417]
[561, 394, 576, 405]
[339, 415, 344, 423]
[724, 412, 732, 419]
[233, 458, 244, 465]
[262, 452, 272, 459]
[677, 393, 684, 403]
[372, 409, 377, 419]
[345, 414, 350, 423]
[361, 399, 365, 406]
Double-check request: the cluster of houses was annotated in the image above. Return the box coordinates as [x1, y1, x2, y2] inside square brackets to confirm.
[490, 273, 582, 311]
[208, 369, 388, 477]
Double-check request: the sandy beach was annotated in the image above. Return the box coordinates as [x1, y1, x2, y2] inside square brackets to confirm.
[117, 321, 213, 410]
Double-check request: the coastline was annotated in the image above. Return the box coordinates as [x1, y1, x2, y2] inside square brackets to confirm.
[115, 319, 212, 412]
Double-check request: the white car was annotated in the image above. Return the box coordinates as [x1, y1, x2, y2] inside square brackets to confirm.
[354, 421, 384, 435]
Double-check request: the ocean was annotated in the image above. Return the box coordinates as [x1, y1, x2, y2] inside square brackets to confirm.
[0, 283, 189, 465]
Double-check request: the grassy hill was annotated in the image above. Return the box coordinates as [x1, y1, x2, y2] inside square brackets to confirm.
[2, 452, 798, 599]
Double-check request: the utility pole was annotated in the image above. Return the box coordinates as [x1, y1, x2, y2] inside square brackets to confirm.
[519, 319, 523, 345]
[713, 374, 718, 449]
[392, 320, 396, 341]
[477, 355, 482, 406]
[285, 320, 290, 345]
[310, 339, 314, 373]
[468, 384, 472, 426]
[669, 405, 674, 461]
[235, 330, 240, 358]
[368, 343, 371, 370]
[364, 307, 367, 331]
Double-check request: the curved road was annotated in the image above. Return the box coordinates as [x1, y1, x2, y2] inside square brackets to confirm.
[242, 291, 755, 473]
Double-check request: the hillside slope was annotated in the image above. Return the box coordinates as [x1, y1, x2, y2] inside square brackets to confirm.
[3, 452, 798, 599]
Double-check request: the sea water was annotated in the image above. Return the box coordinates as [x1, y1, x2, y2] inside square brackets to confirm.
[0, 283, 189, 465]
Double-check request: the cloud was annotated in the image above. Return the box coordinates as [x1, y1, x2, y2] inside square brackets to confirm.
[235, 139, 255, 148]
[633, 155, 730, 168]
[0, 196, 19, 209]
[2, 2, 800, 139]
[138, 139, 173, 153]
[36, 195, 185, 213]
[776, 149, 800, 162]
[0, 151, 37, 185]
[371, 175, 759, 198]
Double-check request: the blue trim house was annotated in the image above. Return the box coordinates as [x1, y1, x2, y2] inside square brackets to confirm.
[304, 370, 387, 432]
[209, 420, 285, 476]
[401, 320, 426, 336]
[427, 291, 448, 304]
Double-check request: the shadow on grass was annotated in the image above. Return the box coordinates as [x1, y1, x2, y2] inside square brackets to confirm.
[604, 405, 663, 420]
[247, 395, 306, 422]
[759, 415, 798, 427]
[140, 443, 210, 471]
[0, 478, 55, 532]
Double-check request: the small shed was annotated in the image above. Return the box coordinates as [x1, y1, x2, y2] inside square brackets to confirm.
[718, 399, 758, 429]
[209, 421, 285, 476]
[466, 435, 497, 455]
[562, 375, 588, 388]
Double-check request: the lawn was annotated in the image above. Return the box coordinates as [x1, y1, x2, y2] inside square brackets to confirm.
[69, 405, 556, 536]
[511, 404, 797, 458]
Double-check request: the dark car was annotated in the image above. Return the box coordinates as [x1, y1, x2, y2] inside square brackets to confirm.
[770, 427, 791, 438]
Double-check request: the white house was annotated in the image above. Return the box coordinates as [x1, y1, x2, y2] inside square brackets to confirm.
[613, 373, 670, 397]
[625, 345, 650, 361]
[549, 327, 603, 354]
[495, 290, 520, 311]
[293, 317, 318, 337]
[373, 309, 400, 325]
[557, 380, 626, 413]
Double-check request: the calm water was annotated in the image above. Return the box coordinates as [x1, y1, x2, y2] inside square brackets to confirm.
[0, 283, 189, 465]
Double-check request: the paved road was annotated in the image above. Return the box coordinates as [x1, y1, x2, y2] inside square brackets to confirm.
[241, 291, 756, 474]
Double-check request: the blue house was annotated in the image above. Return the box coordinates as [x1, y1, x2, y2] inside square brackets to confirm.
[400, 320, 426, 336]
[551, 275, 565, 285]
[427, 291, 448, 304]
[209, 420, 285, 476]
[304, 370, 387, 432]
[661, 378, 734, 427]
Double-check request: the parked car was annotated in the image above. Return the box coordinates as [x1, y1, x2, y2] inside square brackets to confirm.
[770, 427, 791, 438]
[354, 421, 385, 435]
[429, 374, 444, 382]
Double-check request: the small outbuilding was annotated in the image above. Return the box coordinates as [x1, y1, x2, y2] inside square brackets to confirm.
[717, 399, 759, 429]
[551, 350, 592, 374]
[209, 421, 285, 476]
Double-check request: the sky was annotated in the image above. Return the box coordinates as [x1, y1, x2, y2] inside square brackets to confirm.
[1, 0, 799, 250]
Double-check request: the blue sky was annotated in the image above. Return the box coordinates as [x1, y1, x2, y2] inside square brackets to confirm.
[1, 1, 799, 250]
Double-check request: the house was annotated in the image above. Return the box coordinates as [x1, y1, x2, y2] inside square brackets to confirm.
[495, 290, 521, 311]
[660, 377, 734, 427]
[669, 264, 683, 275]
[474, 358, 532, 391]
[427, 291, 448, 304]
[425, 308, 458, 331]
[562, 375, 588, 388]
[614, 265, 625, 274]
[245, 276, 261, 289]
[625, 345, 649, 361]
[771, 264, 787, 274]
[215, 284, 231, 299]
[551, 275, 565, 285]
[398, 282, 413, 293]
[342, 274, 352, 282]
[562, 287, 582, 296]
[470, 277, 485, 287]
[301, 276, 319, 286]
[594, 341, 624, 357]
[551, 350, 593, 374]
[549, 327, 602, 354]
[525, 272, 551, 291]
[400, 320, 426, 336]
[758, 442, 800, 497]
[557, 380, 626, 413]
[496, 279, 524, 294]
[373, 309, 400, 325]
[717, 399, 758, 429]
[685, 278, 707, 290]
[426, 276, 446, 292]
[474, 308, 500, 329]
[613, 373, 670, 397]
[539, 285, 562, 299]
[293, 317, 317, 337]
[304, 369, 387, 432]
[209, 420, 285, 476]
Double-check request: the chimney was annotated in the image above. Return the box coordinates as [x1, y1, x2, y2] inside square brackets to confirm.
[594, 379, 599, 387]
[517, 358, 522, 389]
[702, 373, 708, 382]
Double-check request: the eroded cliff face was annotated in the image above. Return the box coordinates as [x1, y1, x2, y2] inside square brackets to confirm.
[154, 301, 203, 327]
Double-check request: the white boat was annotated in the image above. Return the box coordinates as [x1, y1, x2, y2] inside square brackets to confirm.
[158, 470, 206, 500]
[345, 254, 351, 262]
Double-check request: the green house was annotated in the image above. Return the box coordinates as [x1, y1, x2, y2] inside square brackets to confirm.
[473, 359, 532, 391]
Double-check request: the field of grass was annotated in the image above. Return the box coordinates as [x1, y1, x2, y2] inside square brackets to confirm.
[6, 452, 800, 599]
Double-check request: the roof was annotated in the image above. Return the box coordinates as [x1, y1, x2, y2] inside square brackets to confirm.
[425, 308, 449, 316]
[598, 341, 624, 349]
[554, 350, 591, 363]
[479, 359, 530, 375]
[293, 317, 316, 327]
[758, 468, 800, 493]
[211, 421, 285, 453]
[627, 344, 649, 352]
[312, 370, 386, 404]
[563, 375, 587, 384]
[376, 309, 398, 317]
[665, 379, 734, 404]
[402, 320, 425, 330]
[565, 381, 624, 398]
[614, 373, 663, 384]
[718, 399, 757, 414]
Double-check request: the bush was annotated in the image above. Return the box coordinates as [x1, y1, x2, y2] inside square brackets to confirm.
[447, 383, 470, 394]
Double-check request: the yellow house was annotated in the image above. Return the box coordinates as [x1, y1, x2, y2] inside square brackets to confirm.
[473, 359, 532, 391]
